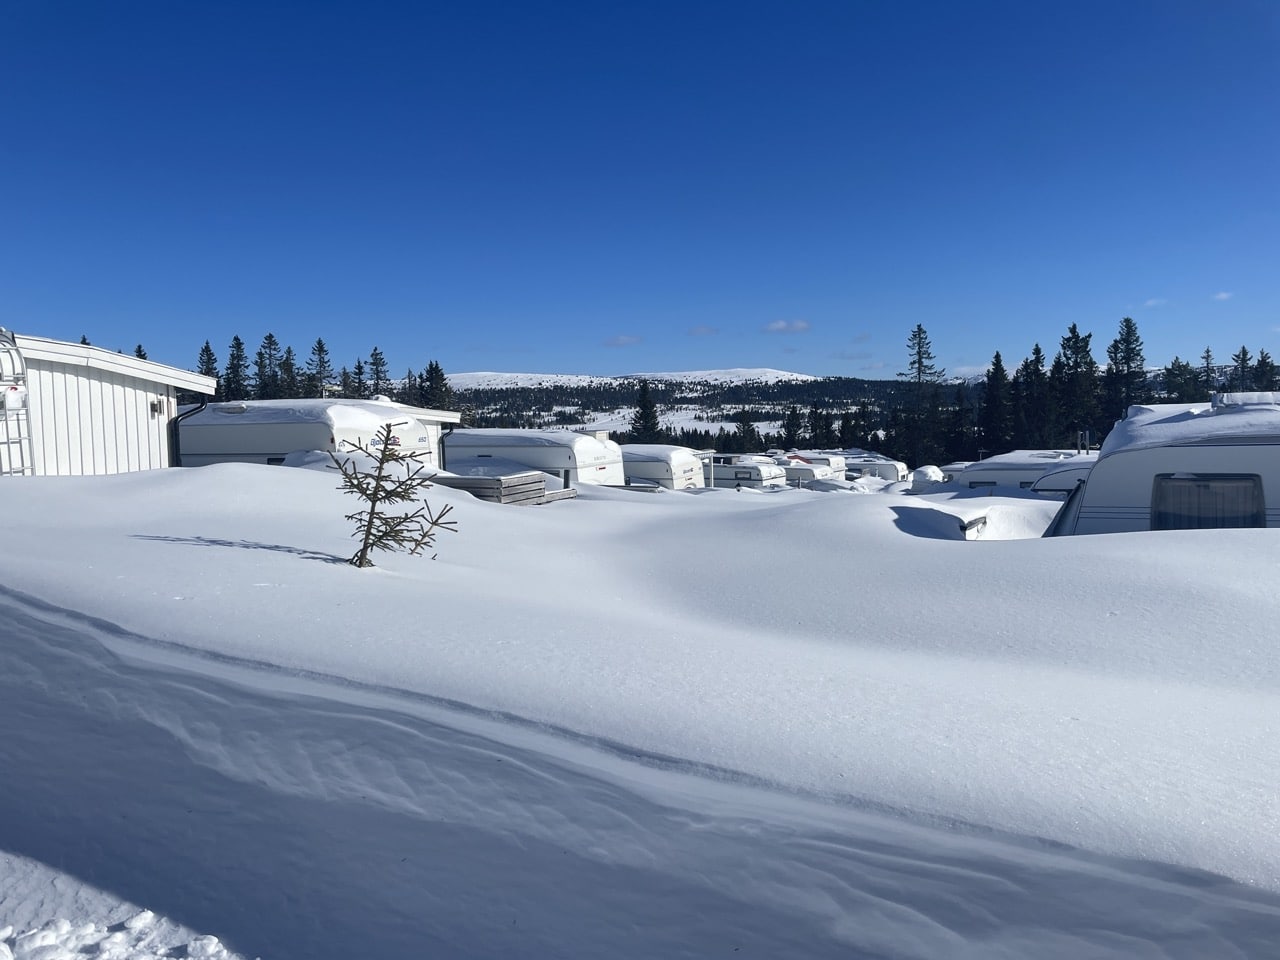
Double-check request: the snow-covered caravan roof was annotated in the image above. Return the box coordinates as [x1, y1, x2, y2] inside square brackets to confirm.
[621, 443, 707, 464]
[1099, 393, 1280, 460]
[961, 449, 1089, 474]
[446, 428, 609, 451]
[182, 398, 461, 428]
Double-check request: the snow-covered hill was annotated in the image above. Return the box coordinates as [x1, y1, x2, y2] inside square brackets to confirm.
[449, 368, 817, 390]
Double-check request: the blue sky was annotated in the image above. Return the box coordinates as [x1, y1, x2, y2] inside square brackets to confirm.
[2, 1, 1277, 380]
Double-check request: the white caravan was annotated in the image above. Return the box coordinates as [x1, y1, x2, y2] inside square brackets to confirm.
[1045, 393, 1280, 536]
[772, 457, 835, 487]
[771, 450, 848, 477]
[703, 454, 787, 490]
[443, 428, 624, 487]
[952, 450, 1095, 490]
[839, 450, 909, 482]
[177, 398, 461, 468]
[621, 444, 708, 490]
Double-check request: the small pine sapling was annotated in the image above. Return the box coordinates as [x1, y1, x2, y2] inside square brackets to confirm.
[331, 423, 457, 567]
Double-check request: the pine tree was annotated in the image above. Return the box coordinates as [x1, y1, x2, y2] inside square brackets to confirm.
[306, 338, 335, 398]
[197, 340, 221, 400]
[279, 346, 301, 399]
[252, 333, 283, 399]
[897, 324, 946, 466]
[629, 379, 663, 442]
[1162, 356, 1201, 401]
[79, 334, 91, 345]
[732, 410, 762, 452]
[134, 344, 148, 360]
[1230, 346, 1253, 392]
[1053, 323, 1102, 446]
[421, 360, 456, 410]
[352, 359, 368, 399]
[1200, 347, 1217, 394]
[222, 336, 250, 401]
[367, 347, 390, 398]
[978, 350, 1012, 453]
[1253, 349, 1278, 391]
[781, 405, 804, 449]
[332, 423, 457, 568]
[1010, 345, 1049, 448]
[1102, 316, 1147, 420]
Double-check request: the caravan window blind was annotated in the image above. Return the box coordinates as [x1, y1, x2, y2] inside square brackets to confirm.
[1150, 474, 1265, 530]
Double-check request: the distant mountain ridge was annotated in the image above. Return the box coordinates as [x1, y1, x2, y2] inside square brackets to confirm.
[449, 368, 818, 391]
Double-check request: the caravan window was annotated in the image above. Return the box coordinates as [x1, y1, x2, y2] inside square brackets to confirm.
[1150, 473, 1265, 530]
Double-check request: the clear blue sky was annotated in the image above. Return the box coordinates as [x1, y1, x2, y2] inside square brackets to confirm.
[2, 1, 1277, 380]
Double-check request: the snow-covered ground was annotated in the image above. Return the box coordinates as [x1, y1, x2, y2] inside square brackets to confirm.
[3, 465, 1280, 958]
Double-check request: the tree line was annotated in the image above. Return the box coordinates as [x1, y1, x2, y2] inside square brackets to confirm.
[621, 317, 1277, 468]
[189, 334, 457, 411]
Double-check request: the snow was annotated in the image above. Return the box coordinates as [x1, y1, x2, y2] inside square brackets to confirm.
[448, 368, 817, 390]
[2, 462, 1280, 958]
[1103, 395, 1280, 458]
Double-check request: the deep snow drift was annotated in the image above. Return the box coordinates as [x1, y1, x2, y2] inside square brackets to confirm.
[2, 465, 1279, 958]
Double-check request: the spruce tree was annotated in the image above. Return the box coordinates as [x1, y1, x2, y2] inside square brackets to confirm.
[306, 338, 335, 398]
[1230, 346, 1253, 392]
[1253, 349, 1278, 392]
[629, 379, 663, 442]
[253, 333, 283, 399]
[134, 344, 148, 360]
[1053, 323, 1102, 446]
[421, 360, 456, 410]
[279, 346, 301, 398]
[197, 340, 221, 399]
[897, 324, 945, 466]
[1200, 347, 1217, 395]
[1162, 357, 1201, 401]
[979, 350, 1012, 453]
[352, 359, 368, 399]
[781, 405, 804, 449]
[1102, 316, 1147, 420]
[1012, 344, 1051, 448]
[332, 424, 457, 568]
[222, 336, 250, 401]
[367, 347, 390, 397]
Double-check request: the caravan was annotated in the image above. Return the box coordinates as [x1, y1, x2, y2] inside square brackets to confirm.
[178, 398, 461, 468]
[621, 444, 708, 490]
[443, 428, 625, 487]
[703, 454, 787, 490]
[953, 450, 1096, 491]
[1045, 393, 1280, 536]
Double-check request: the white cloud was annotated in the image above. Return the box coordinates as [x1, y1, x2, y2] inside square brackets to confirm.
[603, 335, 641, 348]
[1214, 292, 1233, 301]
[688, 325, 720, 337]
[1143, 299, 1168, 309]
[765, 319, 811, 334]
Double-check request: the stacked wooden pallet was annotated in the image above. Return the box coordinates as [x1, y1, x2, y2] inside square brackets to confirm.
[432, 470, 578, 506]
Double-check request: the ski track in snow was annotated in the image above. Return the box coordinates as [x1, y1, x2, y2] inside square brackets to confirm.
[3, 586, 1279, 959]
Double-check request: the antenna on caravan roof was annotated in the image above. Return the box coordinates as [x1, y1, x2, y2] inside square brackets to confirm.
[0, 328, 36, 476]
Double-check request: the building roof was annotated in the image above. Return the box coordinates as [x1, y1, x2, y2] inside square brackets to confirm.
[14, 333, 217, 395]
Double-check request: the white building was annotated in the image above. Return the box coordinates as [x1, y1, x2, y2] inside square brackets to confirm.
[1, 329, 216, 477]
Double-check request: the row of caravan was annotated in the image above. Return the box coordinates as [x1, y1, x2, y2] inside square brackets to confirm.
[942, 394, 1280, 537]
[175, 400, 907, 494]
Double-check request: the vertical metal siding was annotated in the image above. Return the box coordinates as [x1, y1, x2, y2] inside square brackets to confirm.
[25, 359, 174, 476]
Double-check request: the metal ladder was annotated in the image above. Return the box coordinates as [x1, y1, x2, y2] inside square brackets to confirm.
[0, 327, 35, 476]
